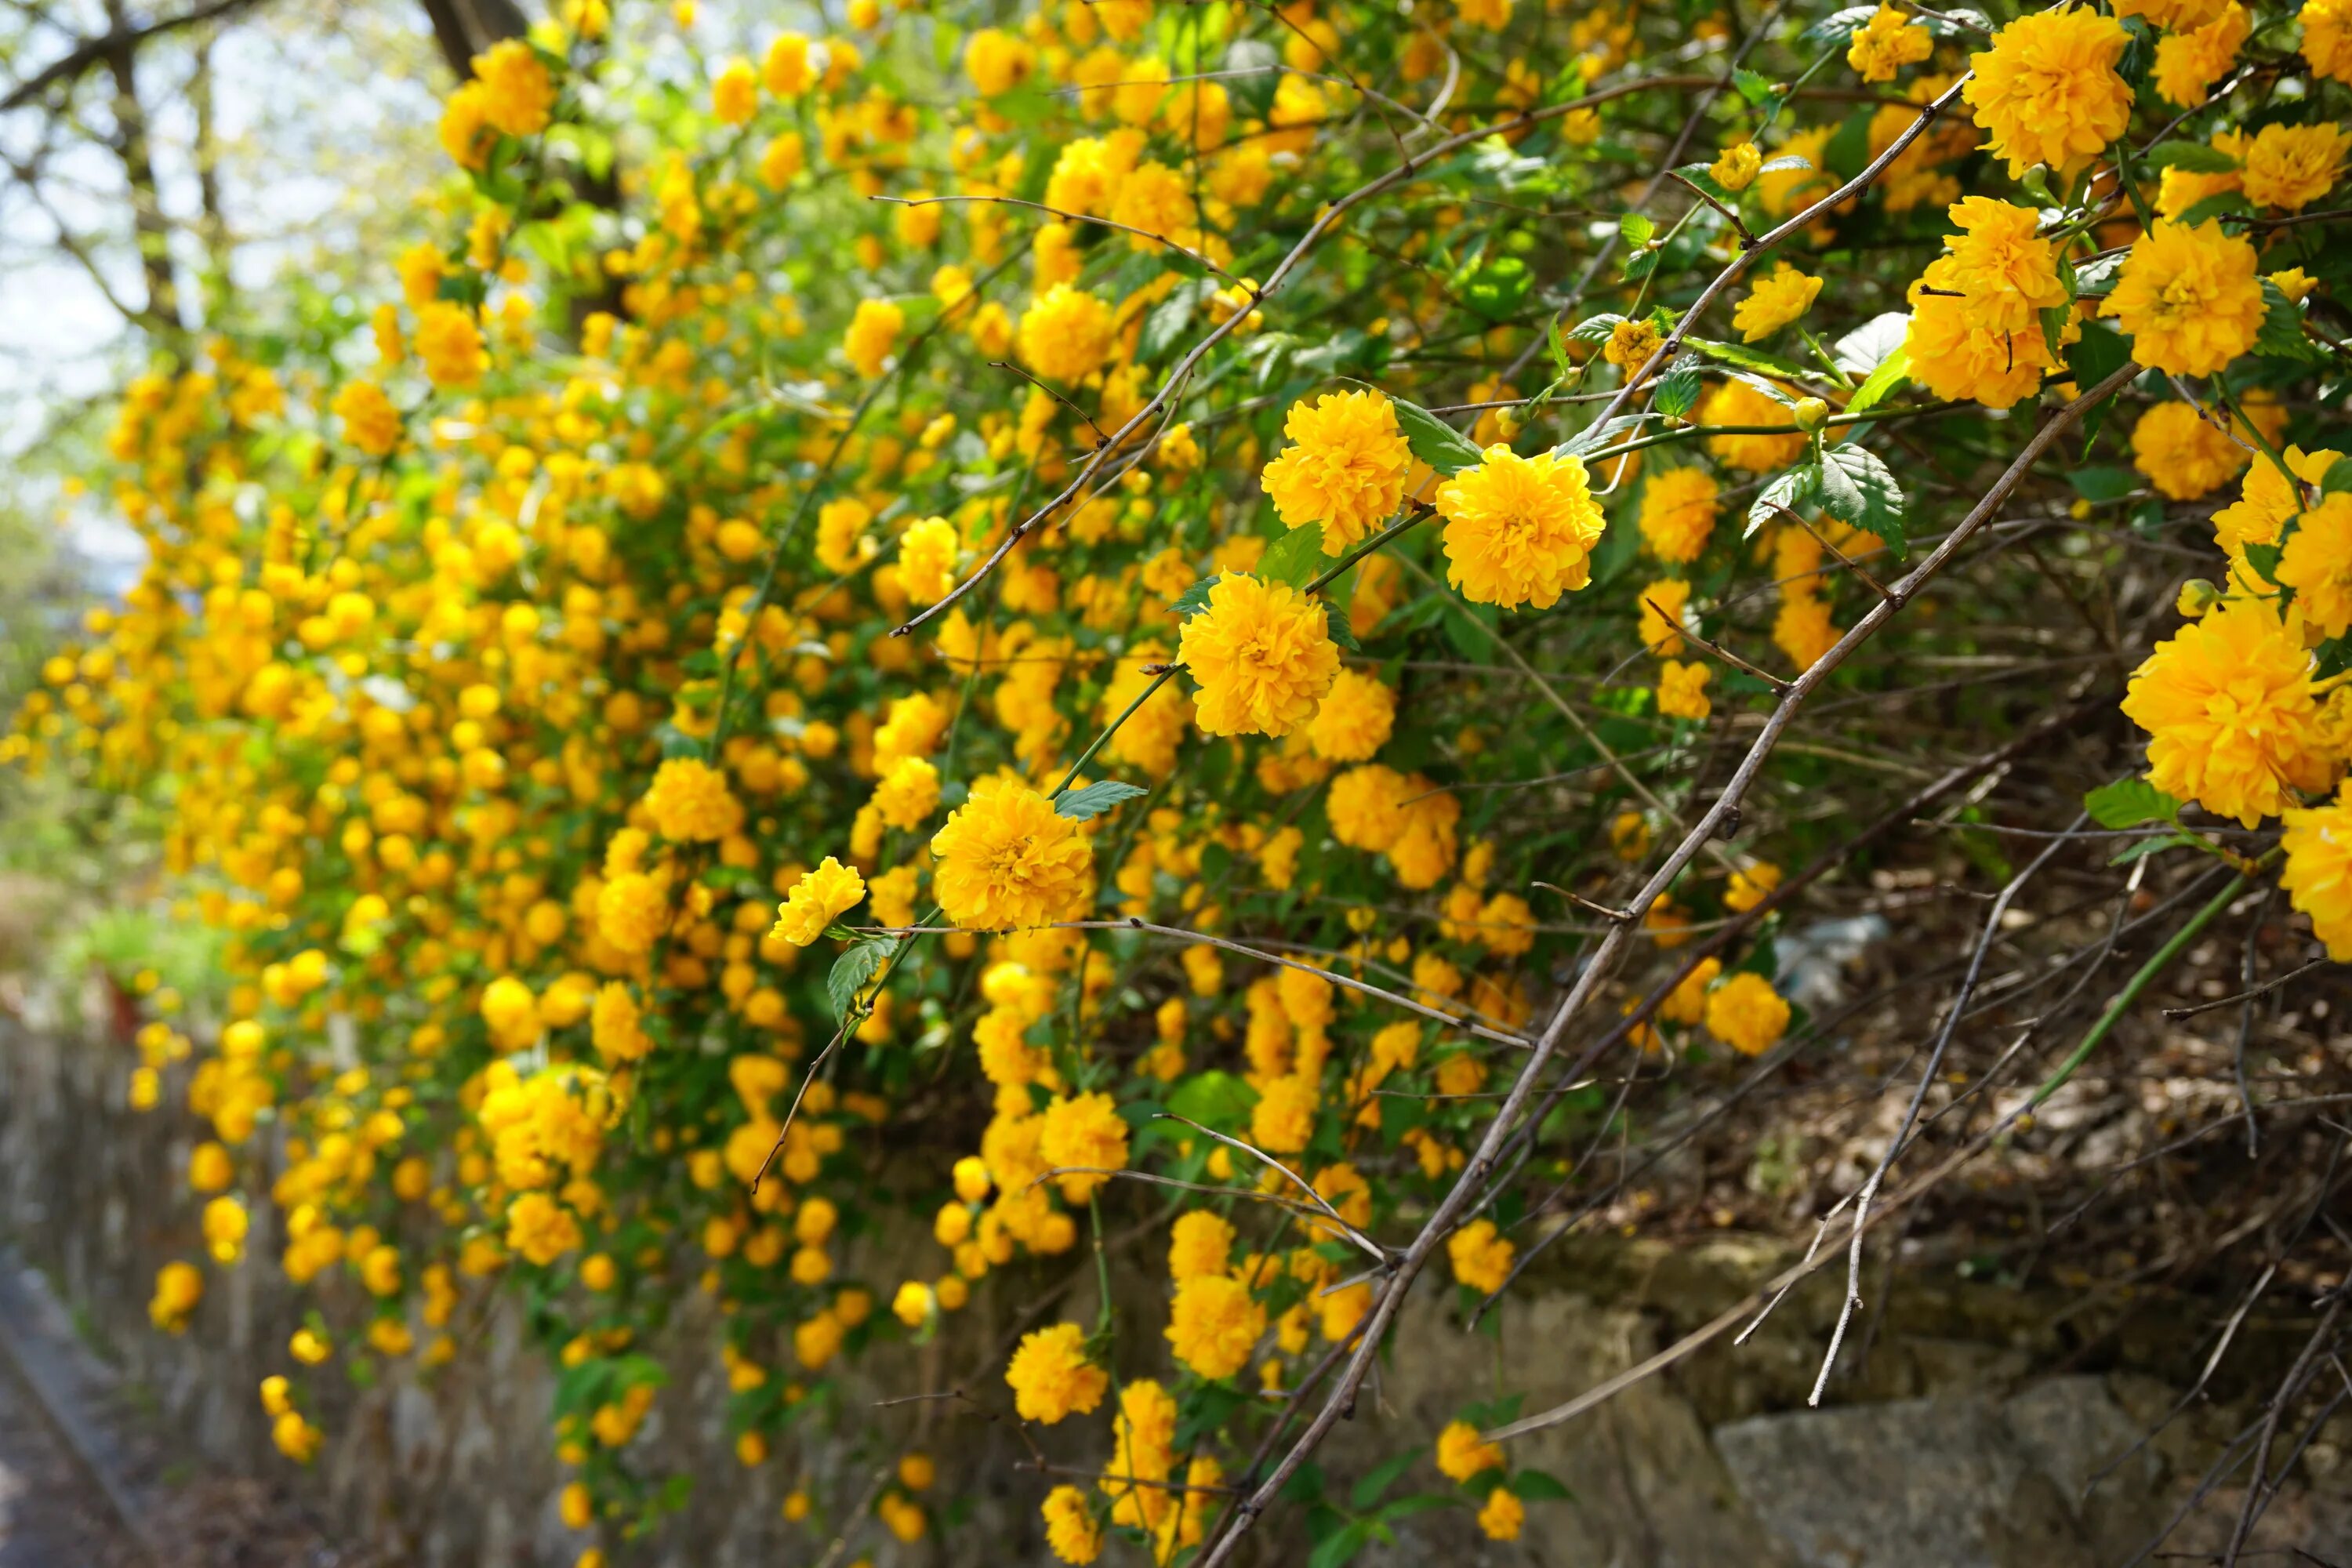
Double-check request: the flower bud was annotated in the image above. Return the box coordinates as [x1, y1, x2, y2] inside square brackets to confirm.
[2176, 579, 2219, 619]
[1792, 397, 1831, 433]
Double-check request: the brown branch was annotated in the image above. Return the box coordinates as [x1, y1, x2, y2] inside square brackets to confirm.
[1, 0, 267, 112]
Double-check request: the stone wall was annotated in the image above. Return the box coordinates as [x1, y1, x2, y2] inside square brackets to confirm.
[4, 1006, 2345, 1568]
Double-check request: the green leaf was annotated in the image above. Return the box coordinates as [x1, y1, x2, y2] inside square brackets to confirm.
[1350, 1448, 1423, 1510]
[1555, 413, 1648, 459]
[1674, 162, 1733, 203]
[1260, 521, 1328, 588]
[1306, 1520, 1374, 1568]
[1566, 313, 1625, 344]
[2068, 466, 2138, 503]
[1797, 5, 1878, 47]
[2083, 776, 2182, 829]
[1390, 396, 1487, 475]
[2175, 191, 2252, 227]
[2063, 319, 2132, 394]
[1138, 281, 1207, 360]
[2038, 303, 2071, 365]
[1688, 339, 1810, 380]
[1323, 601, 1362, 653]
[1757, 154, 1813, 175]
[1620, 212, 1656, 245]
[1845, 345, 1910, 416]
[1832, 312, 1908, 377]
[1820, 442, 1907, 554]
[1055, 780, 1149, 820]
[1733, 67, 1777, 106]
[1172, 577, 1219, 619]
[2323, 456, 2352, 499]
[1746, 466, 1817, 537]
[1511, 1469, 1573, 1502]
[1653, 354, 1704, 419]
[1459, 255, 1533, 320]
[2254, 278, 2323, 363]
[2144, 140, 2239, 173]
[2110, 833, 2196, 867]
[827, 940, 894, 1025]
[1167, 1069, 1258, 1129]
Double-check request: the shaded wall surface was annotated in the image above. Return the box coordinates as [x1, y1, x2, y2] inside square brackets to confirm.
[4, 1013, 2345, 1567]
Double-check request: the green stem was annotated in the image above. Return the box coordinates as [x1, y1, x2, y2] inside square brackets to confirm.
[1305, 507, 1429, 595]
[2027, 872, 2248, 1109]
[1051, 666, 1179, 800]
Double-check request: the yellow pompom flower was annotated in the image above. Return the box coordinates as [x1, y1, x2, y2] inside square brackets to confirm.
[507, 1190, 585, 1265]
[2130, 402, 2248, 502]
[1305, 669, 1397, 761]
[642, 757, 741, 842]
[896, 516, 959, 604]
[873, 756, 942, 831]
[1036, 1091, 1130, 1201]
[1711, 140, 1762, 191]
[2103, 220, 2264, 377]
[712, 57, 758, 124]
[416, 302, 487, 388]
[1847, 5, 1933, 82]
[966, 28, 1038, 95]
[332, 380, 401, 458]
[771, 857, 868, 946]
[1434, 446, 1606, 610]
[439, 82, 494, 169]
[2239, 122, 2350, 212]
[1605, 318, 1663, 376]
[1177, 572, 1341, 737]
[474, 39, 556, 137]
[930, 779, 1093, 930]
[1004, 1323, 1109, 1423]
[844, 298, 904, 377]
[2136, 594, 2333, 827]
[1446, 1218, 1515, 1293]
[1962, 8, 2132, 178]
[1042, 1485, 1102, 1563]
[1436, 1419, 1504, 1482]
[1258, 390, 1415, 554]
[1700, 379, 1809, 472]
[2275, 495, 2352, 641]
[1656, 659, 1712, 720]
[2281, 787, 2352, 957]
[1904, 197, 2069, 410]
[1704, 971, 1790, 1055]
[1639, 578, 1691, 655]
[2151, 2, 2249, 108]
[1018, 284, 1117, 383]
[1477, 1487, 1526, 1541]
[1165, 1273, 1266, 1380]
[2304, 0, 2352, 82]
[1167, 1210, 1235, 1281]
[1732, 263, 1823, 342]
[763, 32, 813, 95]
[1637, 468, 1719, 564]
[150, 1260, 203, 1331]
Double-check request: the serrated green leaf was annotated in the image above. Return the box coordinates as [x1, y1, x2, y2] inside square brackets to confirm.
[2323, 456, 2352, 499]
[1733, 67, 1777, 105]
[1323, 600, 1360, 652]
[1620, 212, 1656, 245]
[1055, 779, 1149, 820]
[1260, 521, 1328, 587]
[1172, 577, 1219, 618]
[1820, 442, 1907, 554]
[1846, 344, 1910, 415]
[827, 940, 894, 1024]
[1138, 281, 1206, 360]
[1167, 1069, 1258, 1129]
[1757, 154, 1813, 174]
[1675, 162, 1733, 203]
[1567, 313, 1625, 344]
[1653, 353, 1704, 419]
[1747, 466, 1817, 537]
[2254, 278, 2324, 363]
[2175, 191, 2252, 227]
[1832, 312, 1908, 376]
[1390, 396, 1487, 475]
[1555, 413, 1648, 459]
[2109, 833, 2196, 867]
[2144, 140, 2239, 172]
[2083, 776, 2182, 829]
[2068, 466, 2138, 503]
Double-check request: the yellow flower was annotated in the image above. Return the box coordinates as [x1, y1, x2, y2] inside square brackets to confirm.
[1699, 379, 1807, 472]
[873, 756, 942, 832]
[1328, 764, 1409, 852]
[1305, 670, 1396, 762]
[2213, 445, 2345, 558]
[1434, 446, 1607, 610]
[815, 497, 874, 575]
[1446, 1218, 1515, 1293]
[1098, 644, 1192, 779]
[595, 871, 669, 953]
[1848, 5, 1933, 82]
[712, 56, 758, 124]
[1004, 1322, 1108, 1423]
[1733, 263, 1823, 342]
[1962, 8, 2132, 178]
[1018, 284, 1116, 383]
[1656, 659, 1712, 720]
[506, 1190, 584, 1265]
[416, 302, 487, 388]
[1042, 1485, 1102, 1564]
[1711, 140, 1762, 191]
[1166, 1273, 1265, 1380]
[844, 298, 904, 378]
[1037, 1091, 1130, 1201]
[439, 82, 494, 170]
[2152, 2, 2249, 107]
[2103, 220, 2265, 377]
[2306, 0, 2352, 82]
[930, 779, 1093, 930]
[1904, 197, 2068, 410]
[2239, 122, 2350, 211]
[1258, 390, 1414, 554]
[772, 857, 868, 946]
[763, 31, 813, 95]
[332, 380, 401, 458]
[2124, 594, 2337, 825]
[1604, 318, 1662, 374]
[2281, 786, 2352, 957]
[1177, 573, 1341, 737]
[2277, 495, 2352, 641]
[896, 516, 959, 604]
[2130, 401, 2249, 502]
[966, 28, 1037, 95]
[642, 757, 740, 842]
[1477, 1486, 1526, 1541]
[1455, 0, 1512, 28]
[1724, 862, 1782, 913]
[1638, 578, 1690, 655]
[1167, 1210, 1235, 1281]
[474, 39, 557, 138]
[1436, 1419, 1504, 1482]
[1704, 971, 1790, 1055]
[1637, 468, 1719, 564]
[149, 1261, 204, 1331]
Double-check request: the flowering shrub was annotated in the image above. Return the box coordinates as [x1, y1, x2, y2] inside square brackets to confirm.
[6, 0, 2350, 1561]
